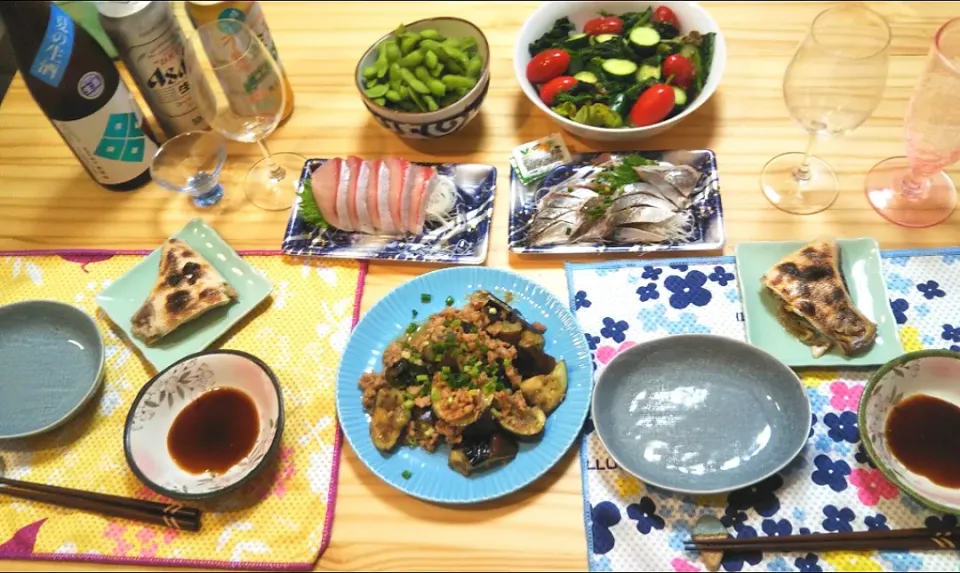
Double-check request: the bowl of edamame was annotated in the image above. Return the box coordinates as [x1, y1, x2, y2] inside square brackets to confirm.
[356, 17, 490, 139]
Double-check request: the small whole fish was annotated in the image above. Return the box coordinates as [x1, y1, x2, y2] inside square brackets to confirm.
[526, 155, 699, 247]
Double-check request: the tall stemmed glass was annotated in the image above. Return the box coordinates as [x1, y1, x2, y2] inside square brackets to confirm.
[865, 18, 960, 228]
[761, 5, 891, 215]
[184, 20, 304, 212]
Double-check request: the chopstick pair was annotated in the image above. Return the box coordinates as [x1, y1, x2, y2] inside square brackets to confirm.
[686, 526, 959, 554]
[0, 475, 201, 532]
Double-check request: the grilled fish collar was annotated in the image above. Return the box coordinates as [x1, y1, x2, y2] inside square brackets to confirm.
[761, 238, 877, 357]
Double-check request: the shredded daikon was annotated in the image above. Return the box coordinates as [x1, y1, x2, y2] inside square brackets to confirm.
[424, 175, 458, 226]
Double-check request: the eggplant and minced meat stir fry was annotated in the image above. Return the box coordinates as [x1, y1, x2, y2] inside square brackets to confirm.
[359, 290, 567, 476]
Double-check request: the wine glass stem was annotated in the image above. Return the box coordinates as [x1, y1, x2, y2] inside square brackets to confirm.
[900, 170, 930, 199]
[794, 133, 817, 182]
[257, 140, 286, 181]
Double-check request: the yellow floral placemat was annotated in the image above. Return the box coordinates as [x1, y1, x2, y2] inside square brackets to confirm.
[0, 251, 364, 570]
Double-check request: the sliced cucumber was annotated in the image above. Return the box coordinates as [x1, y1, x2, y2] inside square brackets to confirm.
[637, 64, 661, 82]
[672, 86, 688, 107]
[628, 26, 661, 57]
[565, 33, 590, 49]
[593, 33, 619, 45]
[601, 58, 638, 77]
[679, 43, 698, 59]
[573, 70, 599, 84]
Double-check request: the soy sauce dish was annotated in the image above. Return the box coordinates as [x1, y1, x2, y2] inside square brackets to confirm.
[124, 350, 284, 501]
[859, 349, 960, 514]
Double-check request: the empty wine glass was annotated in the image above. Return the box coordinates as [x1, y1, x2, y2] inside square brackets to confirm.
[761, 5, 891, 215]
[150, 131, 227, 208]
[865, 18, 960, 228]
[183, 19, 304, 212]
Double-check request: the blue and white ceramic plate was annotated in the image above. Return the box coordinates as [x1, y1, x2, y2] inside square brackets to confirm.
[508, 149, 724, 255]
[336, 267, 592, 504]
[281, 159, 496, 264]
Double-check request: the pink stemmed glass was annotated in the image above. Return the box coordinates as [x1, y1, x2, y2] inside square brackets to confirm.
[865, 18, 960, 227]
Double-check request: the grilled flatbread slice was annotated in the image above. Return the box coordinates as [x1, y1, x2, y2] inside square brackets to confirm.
[762, 238, 876, 357]
[131, 239, 238, 345]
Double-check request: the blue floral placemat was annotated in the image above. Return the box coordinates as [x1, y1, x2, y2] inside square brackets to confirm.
[565, 247, 960, 573]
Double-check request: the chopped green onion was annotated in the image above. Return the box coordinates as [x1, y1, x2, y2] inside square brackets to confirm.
[489, 307, 497, 315]
[406, 322, 418, 334]
[431, 390, 440, 402]
[411, 309, 418, 319]
[450, 319, 461, 328]
[445, 295, 455, 306]
[416, 374, 429, 382]
[503, 358, 513, 367]
[402, 470, 412, 480]
[480, 346, 489, 353]
[421, 293, 432, 303]
[442, 366, 451, 374]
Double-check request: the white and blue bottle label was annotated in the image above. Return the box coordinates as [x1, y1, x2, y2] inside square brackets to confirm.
[29, 4, 75, 88]
[52, 84, 159, 185]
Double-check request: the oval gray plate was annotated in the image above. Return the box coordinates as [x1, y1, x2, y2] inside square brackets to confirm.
[592, 334, 810, 494]
[0, 300, 105, 439]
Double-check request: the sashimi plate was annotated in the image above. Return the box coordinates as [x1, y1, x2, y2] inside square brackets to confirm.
[282, 158, 496, 264]
[508, 149, 724, 255]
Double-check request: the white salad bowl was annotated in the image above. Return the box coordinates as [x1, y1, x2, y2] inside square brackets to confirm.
[514, 1, 727, 141]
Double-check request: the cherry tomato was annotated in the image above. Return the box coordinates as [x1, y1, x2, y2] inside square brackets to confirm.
[663, 54, 695, 89]
[539, 76, 578, 106]
[583, 16, 624, 36]
[629, 84, 676, 127]
[526, 48, 571, 85]
[653, 6, 681, 30]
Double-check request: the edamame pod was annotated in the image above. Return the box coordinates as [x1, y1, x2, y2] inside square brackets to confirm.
[400, 67, 431, 95]
[398, 85, 410, 99]
[364, 83, 389, 99]
[375, 42, 389, 78]
[399, 33, 420, 55]
[424, 49, 438, 69]
[441, 74, 477, 90]
[398, 50, 424, 69]
[423, 94, 439, 112]
[385, 89, 402, 102]
[430, 63, 444, 77]
[374, 97, 387, 106]
[419, 29, 443, 41]
[385, 41, 401, 63]
[439, 44, 468, 66]
[414, 66, 432, 84]
[466, 56, 483, 79]
[459, 37, 478, 52]
[362, 65, 378, 79]
[409, 89, 428, 111]
[388, 62, 402, 83]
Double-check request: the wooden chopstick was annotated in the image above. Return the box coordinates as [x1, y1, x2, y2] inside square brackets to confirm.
[0, 478, 201, 532]
[686, 528, 959, 554]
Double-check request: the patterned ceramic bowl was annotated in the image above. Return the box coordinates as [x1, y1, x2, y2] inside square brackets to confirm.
[124, 350, 284, 500]
[859, 349, 960, 514]
[355, 17, 490, 139]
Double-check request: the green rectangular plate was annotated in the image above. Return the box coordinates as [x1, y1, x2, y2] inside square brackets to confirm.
[96, 219, 273, 371]
[735, 238, 903, 368]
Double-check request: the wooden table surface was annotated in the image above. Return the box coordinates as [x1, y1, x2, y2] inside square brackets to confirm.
[1, 2, 958, 571]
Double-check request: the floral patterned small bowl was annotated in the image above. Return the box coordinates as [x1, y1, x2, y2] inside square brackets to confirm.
[859, 349, 960, 514]
[124, 350, 284, 501]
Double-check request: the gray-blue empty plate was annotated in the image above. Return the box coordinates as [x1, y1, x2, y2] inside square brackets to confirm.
[0, 300, 105, 439]
[591, 334, 810, 494]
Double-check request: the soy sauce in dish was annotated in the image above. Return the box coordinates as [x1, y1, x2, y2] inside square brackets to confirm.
[167, 387, 259, 475]
[885, 394, 960, 488]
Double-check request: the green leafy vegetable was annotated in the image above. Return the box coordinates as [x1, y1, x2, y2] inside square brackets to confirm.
[297, 178, 328, 230]
[596, 154, 657, 189]
[572, 103, 624, 128]
[551, 101, 579, 118]
[528, 17, 575, 56]
[622, 9, 653, 31]
[696, 32, 716, 94]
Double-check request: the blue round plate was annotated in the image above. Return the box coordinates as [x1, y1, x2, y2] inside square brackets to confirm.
[0, 300, 105, 439]
[337, 267, 592, 504]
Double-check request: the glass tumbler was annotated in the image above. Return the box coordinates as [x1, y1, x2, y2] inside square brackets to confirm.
[150, 131, 227, 208]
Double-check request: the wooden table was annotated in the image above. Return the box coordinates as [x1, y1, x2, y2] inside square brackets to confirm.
[1, 2, 958, 571]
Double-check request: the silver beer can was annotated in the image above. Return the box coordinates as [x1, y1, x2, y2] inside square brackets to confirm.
[96, 1, 209, 137]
